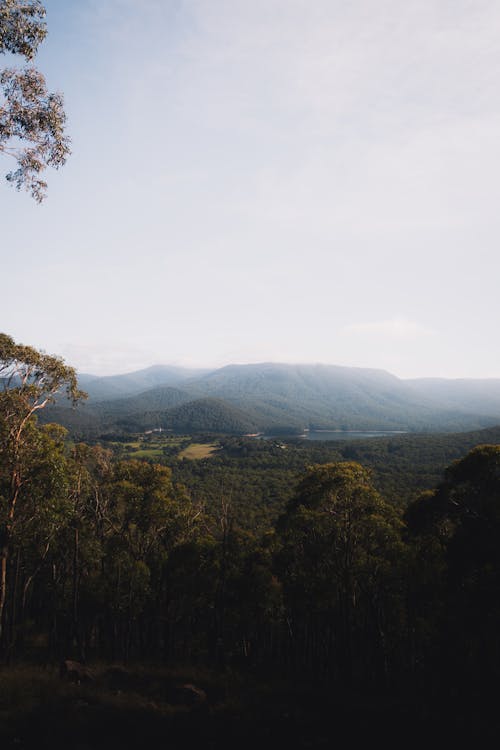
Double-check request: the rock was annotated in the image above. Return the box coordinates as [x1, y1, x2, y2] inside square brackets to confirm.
[59, 659, 95, 684]
[169, 683, 207, 707]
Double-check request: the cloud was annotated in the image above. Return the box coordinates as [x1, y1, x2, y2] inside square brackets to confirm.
[6, 1, 499, 379]
[60, 342, 160, 375]
[342, 317, 437, 340]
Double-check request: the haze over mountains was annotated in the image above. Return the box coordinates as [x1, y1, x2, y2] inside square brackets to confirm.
[77, 365, 213, 400]
[39, 363, 500, 439]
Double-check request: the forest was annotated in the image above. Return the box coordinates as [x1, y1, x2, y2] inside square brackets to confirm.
[2, 0, 500, 746]
[2, 334, 500, 747]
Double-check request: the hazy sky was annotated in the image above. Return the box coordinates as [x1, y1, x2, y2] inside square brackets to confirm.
[1, 0, 500, 378]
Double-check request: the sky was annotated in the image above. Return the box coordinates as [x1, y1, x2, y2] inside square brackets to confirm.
[1, 0, 500, 378]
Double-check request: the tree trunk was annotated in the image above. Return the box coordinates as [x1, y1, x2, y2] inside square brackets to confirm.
[0, 541, 8, 646]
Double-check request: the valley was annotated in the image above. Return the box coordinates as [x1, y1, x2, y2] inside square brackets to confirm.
[41, 362, 500, 439]
[3, 335, 500, 746]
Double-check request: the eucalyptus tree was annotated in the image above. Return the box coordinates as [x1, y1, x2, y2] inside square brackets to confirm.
[0, 0, 70, 200]
[0, 332, 84, 644]
[405, 445, 500, 686]
[276, 462, 404, 685]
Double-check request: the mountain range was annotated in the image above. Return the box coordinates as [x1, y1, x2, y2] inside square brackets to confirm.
[38, 363, 500, 439]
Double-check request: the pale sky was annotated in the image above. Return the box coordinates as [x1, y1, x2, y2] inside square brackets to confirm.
[1, 0, 500, 378]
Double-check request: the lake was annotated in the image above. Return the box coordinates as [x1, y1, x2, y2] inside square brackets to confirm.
[260, 430, 407, 441]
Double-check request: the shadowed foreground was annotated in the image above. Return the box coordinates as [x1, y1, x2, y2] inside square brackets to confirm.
[1, 664, 499, 749]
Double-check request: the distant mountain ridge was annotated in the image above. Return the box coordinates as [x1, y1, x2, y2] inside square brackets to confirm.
[405, 377, 500, 416]
[39, 362, 500, 438]
[77, 365, 213, 401]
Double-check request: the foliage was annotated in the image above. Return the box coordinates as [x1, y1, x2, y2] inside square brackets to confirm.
[0, 332, 84, 644]
[0, 0, 46, 57]
[0, 0, 69, 200]
[404, 444, 500, 687]
[276, 462, 404, 684]
[2, 336, 500, 726]
[147, 428, 500, 534]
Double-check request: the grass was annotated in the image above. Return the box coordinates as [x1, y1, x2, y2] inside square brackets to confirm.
[0, 663, 316, 749]
[0, 662, 492, 748]
[130, 448, 165, 459]
[0, 663, 220, 749]
[178, 443, 219, 460]
[105, 436, 193, 461]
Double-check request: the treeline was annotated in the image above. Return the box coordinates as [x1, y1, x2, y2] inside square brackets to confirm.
[2, 334, 500, 706]
[2, 419, 500, 701]
[41, 360, 500, 439]
[159, 427, 500, 532]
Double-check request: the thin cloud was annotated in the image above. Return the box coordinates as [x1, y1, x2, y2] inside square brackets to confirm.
[342, 318, 437, 340]
[2, 1, 499, 377]
[60, 342, 160, 375]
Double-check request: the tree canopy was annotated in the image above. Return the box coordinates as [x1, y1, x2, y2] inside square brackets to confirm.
[0, 332, 84, 644]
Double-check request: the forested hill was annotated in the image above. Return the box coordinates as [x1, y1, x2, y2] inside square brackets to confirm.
[110, 398, 260, 435]
[77, 364, 212, 400]
[41, 362, 500, 437]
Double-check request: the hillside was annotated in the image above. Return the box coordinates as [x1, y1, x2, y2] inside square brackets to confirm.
[179, 363, 497, 432]
[160, 397, 259, 434]
[406, 377, 500, 415]
[40, 363, 500, 437]
[98, 386, 193, 418]
[78, 365, 212, 401]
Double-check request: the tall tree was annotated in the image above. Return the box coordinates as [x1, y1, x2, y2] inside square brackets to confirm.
[0, 332, 84, 644]
[405, 445, 500, 686]
[276, 462, 404, 685]
[0, 0, 69, 200]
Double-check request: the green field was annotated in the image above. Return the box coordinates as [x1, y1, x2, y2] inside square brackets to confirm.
[104, 435, 219, 461]
[104, 435, 191, 461]
[129, 447, 166, 459]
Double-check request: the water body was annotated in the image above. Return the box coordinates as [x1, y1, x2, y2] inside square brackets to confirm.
[260, 430, 407, 442]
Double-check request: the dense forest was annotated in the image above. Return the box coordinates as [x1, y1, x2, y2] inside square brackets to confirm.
[2, 334, 500, 746]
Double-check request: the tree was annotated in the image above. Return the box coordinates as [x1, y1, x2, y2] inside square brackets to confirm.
[5, 422, 72, 656]
[404, 445, 500, 687]
[91, 459, 202, 661]
[405, 445, 500, 572]
[276, 462, 404, 685]
[0, 0, 69, 201]
[0, 332, 84, 644]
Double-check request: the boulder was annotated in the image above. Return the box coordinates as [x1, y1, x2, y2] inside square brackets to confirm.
[60, 659, 95, 684]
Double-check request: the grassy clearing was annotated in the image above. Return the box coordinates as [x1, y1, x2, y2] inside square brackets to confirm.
[107, 441, 142, 450]
[105, 436, 192, 461]
[130, 448, 165, 459]
[178, 443, 219, 460]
